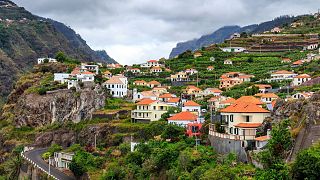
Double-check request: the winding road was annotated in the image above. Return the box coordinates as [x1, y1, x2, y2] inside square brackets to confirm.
[23, 148, 75, 180]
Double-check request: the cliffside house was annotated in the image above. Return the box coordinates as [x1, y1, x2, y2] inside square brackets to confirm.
[54, 152, 74, 169]
[141, 60, 160, 68]
[37, 58, 57, 64]
[131, 99, 170, 122]
[150, 66, 163, 73]
[221, 47, 246, 53]
[193, 52, 202, 58]
[270, 70, 297, 82]
[168, 111, 198, 127]
[147, 80, 161, 88]
[171, 71, 190, 82]
[104, 75, 128, 98]
[291, 92, 314, 100]
[224, 59, 233, 65]
[207, 66, 214, 71]
[292, 74, 311, 86]
[81, 63, 99, 74]
[103, 70, 112, 78]
[182, 100, 201, 116]
[54, 73, 71, 84]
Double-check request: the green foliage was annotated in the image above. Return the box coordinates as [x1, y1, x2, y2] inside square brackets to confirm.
[292, 142, 320, 180]
[55, 51, 67, 63]
[69, 159, 87, 178]
[161, 124, 185, 140]
[45, 144, 62, 157]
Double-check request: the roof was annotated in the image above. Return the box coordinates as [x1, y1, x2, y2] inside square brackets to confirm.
[220, 98, 236, 104]
[134, 80, 147, 84]
[292, 60, 304, 65]
[148, 60, 158, 63]
[168, 111, 197, 121]
[255, 84, 272, 89]
[168, 98, 180, 103]
[104, 70, 112, 74]
[235, 96, 263, 105]
[71, 67, 81, 75]
[105, 76, 125, 84]
[136, 99, 156, 105]
[294, 74, 311, 79]
[159, 93, 174, 98]
[234, 123, 263, 128]
[148, 80, 161, 85]
[187, 85, 201, 91]
[184, 100, 200, 107]
[255, 135, 270, 141]
[151, 66, 162, 70]
[141, 91, 157, 97]
[260, 93, 279, 98]
[220, 102, 270, 113]
[206, 88, 223, 93]
[81, 71, 94, 75]
[207, 66, 214, 69]
[272, 70, 295, 75]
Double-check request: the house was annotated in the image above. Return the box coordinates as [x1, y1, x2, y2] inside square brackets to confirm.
[133, 90, 160, 102]
[304, 42, 319, 50]
[217, 97, 236, 109]
[141, 60, 160, 68]
[229, 33, 241, 40]
[54, 152, 74, 169]
[167, 97, 180, 107]
[159, 93, 176, 102]
[194, 52, 202, 58]
[255, 133, 271, 150]
[152, 87, 168, 94]
[185, 68, 198, 75]
[219, 72, 253, 89]
[107, 63, 123, 69]
[54, 73, 70, 84]
[281, 58, 292, 63]
[129, 68, 141, 74]
[37, 58, 57, 64]
[81, 64, 99, 74]
[103, 70, 112, 78]
[104, 75, 128, 98]
[235, 96, 263, 106]
[150, 66, 162, 73]
[203, 88, 223, 96]
[258, 93, 279, 103]
[207, 66, 214, 71]
[221, 47, 246, 53]
[184, 85, 203, 97]
[182, 100, 201, 116]
[76, 71, 95, 82]
[291, 92, 314, 100]
[131, 99, 170, 122]
[292, 74, 311, 86]
[147, 80, 161, 88]
[168, 111, 198, 127]
[255, 84, 272, 94]
[224, 59, 233, 65]
[133, 80, 147, 86]
[67, 79, 79, 90]
[171, 71, 189, 82]
[291, 60, 305, 67]
[270, 70, 297, 82]
[271, 27, 282, 33]
[219, 102, 271, 140]
[186, 123, 203, 137]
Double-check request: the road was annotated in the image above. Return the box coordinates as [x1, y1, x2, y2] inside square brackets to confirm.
[23, 148, 75, 180]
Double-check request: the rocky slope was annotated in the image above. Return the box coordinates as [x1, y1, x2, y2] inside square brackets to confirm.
[0, 0, 116, 105]
[169, 16, 295, 58]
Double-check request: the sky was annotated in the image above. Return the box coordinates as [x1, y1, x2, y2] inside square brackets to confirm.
[12, 0, 320, 65]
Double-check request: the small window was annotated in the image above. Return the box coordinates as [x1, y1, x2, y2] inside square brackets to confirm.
[230, 115, 233, 122]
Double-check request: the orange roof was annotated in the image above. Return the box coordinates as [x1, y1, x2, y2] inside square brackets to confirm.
[272, 70, 295, 74]
[294, 74, 311, 79]
[104, 70, 112, 74]
[105, 76, 125, 84]
[255, 135, 270, 141]
[260, 93, 279, 98]
[282, 58, 291, 62]
[255, 84, 272, 89]
[136, 99, 156, 105]
[220, 102, 269, 113]
[187, 85, 201, 91]
[134, 80, 147, 84]
[71, 67, 81, 75]
[206, 88, 223, 93]
[207, 66, 214, 69]
[168, 111, 197, 121]
[234, 123, 263, 128]
[184, 100, 200, 107]
[168, 98, 180, 103]
[159, 93, 174, 98]
[151, 66, 162, 70]
[254, 93, 264, 97]
[148, 80, 161, 85]
[148, 60, 158, 63]
[220, 98, 236, 104]
[82, 71, 94, 75]
[235, 96, 263, 105]
[292, 60, 304, 65]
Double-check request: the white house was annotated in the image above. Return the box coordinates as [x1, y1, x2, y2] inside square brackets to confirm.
[171, 71, 189, 82]
[81, 64, 99, 74]
[182, 101, 201, 116]
[292, 74, 311, 86]
[104, 75, 128, 98]
[54, 152, 74, 169]
[203, 88, 223, 96]
[150, 66, 162, 73]
[185, 68, 198, 75]
[270, 70, 297, 82]
[166, 98, 180, 107]
[224, 59, 233, 65]
[37, 58, 57, 64]
[291, 92, 314, 100]
[140, 60, 160, 68]
[76, 71, 95, 82]
[259, 93, 279, 104]
[255, 134, 270, 150]
[67, 79, 79, 90]
[131, 99, 170, 122]
[129, 68, 141, 74]
[167, 111, 198, 128]
[221, 47, 246, 53]
[255, 84, 272, 94]
[54, 73, 70, 83]
[133, 90, 160, 102]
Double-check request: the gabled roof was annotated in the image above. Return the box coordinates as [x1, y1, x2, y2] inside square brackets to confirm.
[148, 80, 161, 85]
[168, 98, 180, 103]
[159, 93, 174, 98]
[134, 80, 147, 84]
[168, 111, 197, 121]
[294, 74, 311, 79]
[292, 60, 304, 65]
[207, 66, 214, 69]
[255, 135, 270, 141]
[205, 88, 223, 93]
[148, 60, 158, 63]
[220, 102, 270, 113]
[272, 70, 295, 75]
[136, 98, 156, 105]
[186, 85, 201, 91]
[235, 96, 263, 105]
[234, 123, 263, 128]
[220, 98, 236, 104]
[184, 100, 200, 107]
[260, 93, 279, 98]
[105, 76, 125, 84]
[255, 84, 272, 89]
[140, 91, 158, 97]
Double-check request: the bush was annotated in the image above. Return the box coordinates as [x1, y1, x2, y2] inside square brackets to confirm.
[38, 87, 47, 95]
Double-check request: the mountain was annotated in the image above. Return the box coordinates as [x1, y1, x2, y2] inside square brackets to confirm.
[0, 0, 116, 106]
[169, 16, 296, 58]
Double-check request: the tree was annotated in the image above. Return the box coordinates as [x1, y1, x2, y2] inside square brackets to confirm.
[69, 159, 87, 178]
[240, 32, 248, 38]
[161, 124, 185, 140]
[55, 51, 67, 63]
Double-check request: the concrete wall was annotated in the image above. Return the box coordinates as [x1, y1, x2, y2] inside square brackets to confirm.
[208, 135, 248, 162]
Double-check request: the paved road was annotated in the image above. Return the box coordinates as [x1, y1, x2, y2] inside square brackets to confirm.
[23, 148, 75, 180]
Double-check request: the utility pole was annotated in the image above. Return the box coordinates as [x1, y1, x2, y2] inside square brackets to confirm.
[48, 156, 51, 178]
[94, 133, 97, 149]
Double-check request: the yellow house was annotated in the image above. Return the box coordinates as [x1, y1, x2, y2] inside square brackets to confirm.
[131, 99, 171, 123]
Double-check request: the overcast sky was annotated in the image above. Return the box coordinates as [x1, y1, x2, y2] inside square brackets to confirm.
[12, 0, 320, 65]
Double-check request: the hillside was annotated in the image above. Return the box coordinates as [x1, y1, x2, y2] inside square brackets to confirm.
[169, 16, 295, 58]
[0, 0, 116, 106]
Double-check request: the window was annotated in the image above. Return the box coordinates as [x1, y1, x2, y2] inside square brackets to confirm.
[246, 116, 250, 122]
[155, 114, 157, 119]
[153, 106, 156, 110]
[234, 128, 239, 135]
[230, 115, 233, 122]
[229, 127, 233, 134]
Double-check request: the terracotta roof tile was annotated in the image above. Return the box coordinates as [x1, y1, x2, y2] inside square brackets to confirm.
[168, 98, 180, 103]
[255, 135, 270, 141]
[184, 100, 200, 106]
[159, 93, 174, 98]
[220, 102, 270, 113]
[136, 98, 156, 105]
[234, 123, 263, 128]
[148, 80, 161, 85]
[260, 93, 279, 98]
[272, 70, 295, 74]
[294, 74, 311, 79]
[235, 96, 263, 105]
[167, 111, 197, 121]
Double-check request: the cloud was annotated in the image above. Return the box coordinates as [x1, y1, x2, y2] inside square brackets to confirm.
[12, 0, 320, 65]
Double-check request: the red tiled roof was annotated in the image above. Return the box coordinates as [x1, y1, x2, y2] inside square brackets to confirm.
[168, 111, 197, 121]
[184, 100, 200, 106]
[220, 98, 236, 104]
[255, 135, 270, 141]
[134, 80, 147, 84]
[292, 60, 304, 65]
[220, 102, 270, 113]
[235, 96, 263, 105]
[234, 123, 262, 128]
[168, 98, 180, 103]
[136, 99, 156, 105]
[273, 70, 295, 74]
[260, 93, 279, 98]
[255, 84, 272, 89]
[159, 93, 174, 98]
[148, 80, 161, 85]
[105, 76, 125, 84]
[294, 74, 311, 79]
[148, 60, 158, 63]
[82, 71, 94, 75]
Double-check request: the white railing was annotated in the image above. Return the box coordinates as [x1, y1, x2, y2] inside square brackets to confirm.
[21, 147, 59, 180]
